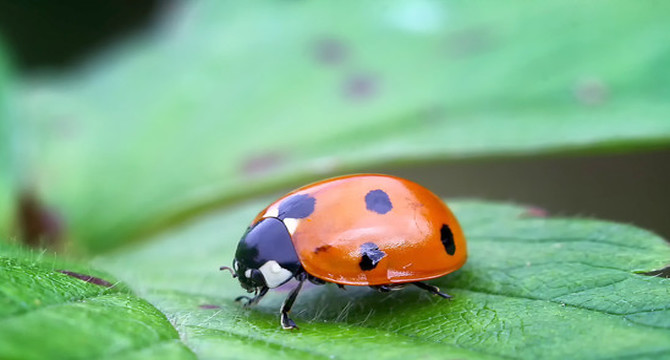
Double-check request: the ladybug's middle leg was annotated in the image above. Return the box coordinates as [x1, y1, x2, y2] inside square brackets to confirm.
[412, 282, 452, 299]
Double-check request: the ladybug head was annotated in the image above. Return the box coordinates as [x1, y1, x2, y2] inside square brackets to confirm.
[230, 217, 302, 292]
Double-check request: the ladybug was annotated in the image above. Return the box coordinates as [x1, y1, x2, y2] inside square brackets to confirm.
[221, 174, 467, 329]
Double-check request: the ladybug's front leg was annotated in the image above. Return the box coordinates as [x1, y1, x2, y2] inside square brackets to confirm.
[235, 286, 269, 308]
[412, 282, 452, 299]
[280, 273, 307, 330]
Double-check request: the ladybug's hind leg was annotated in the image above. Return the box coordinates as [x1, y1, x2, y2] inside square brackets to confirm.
[307, 274, 326, 285]
[280, 273, 307, 330]
[370, 284, 406, 292]
[412, 282, 452, 299]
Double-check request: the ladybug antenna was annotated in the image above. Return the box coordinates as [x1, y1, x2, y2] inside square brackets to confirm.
[219, 266, 237, 278]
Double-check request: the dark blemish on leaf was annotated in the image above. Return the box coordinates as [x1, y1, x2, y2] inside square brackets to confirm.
[344, 73, 378, 101]
[313, 245, 332, 254]
[521, 207, 549, 218]
[445, 28, 494, 57]
[278, 194, 316, 219]
[313, 37, 348, 66]
[640, 266, 670, 279]
[58, 270, 114, 287]
[241, 152, 287, 178]
[199, 304, 221, 309]
[440, 224, 456, 256]
[17, 190, 64, 248]
[574, 77, 608, 106]
[365, 190, 393, 214]
[359, 242, 386, 271]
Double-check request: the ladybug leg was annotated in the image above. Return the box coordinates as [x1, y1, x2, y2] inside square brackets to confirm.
[280, 273, 306, 330]
[374, 285, 392, 292]
[412, 282, 452, 299]
[307, 275, 326, 286]
[235, 286, 269, 308]
[370, 284, 405, 292]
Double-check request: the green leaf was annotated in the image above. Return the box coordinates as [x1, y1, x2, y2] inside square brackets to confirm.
[96, 200, 670, 359]
[0, 243, 195, 360]
[14, 1, 670, 252]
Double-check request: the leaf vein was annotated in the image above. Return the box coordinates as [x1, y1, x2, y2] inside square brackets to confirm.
[450, 287, 668, 322]
[469, 236, 654, 251]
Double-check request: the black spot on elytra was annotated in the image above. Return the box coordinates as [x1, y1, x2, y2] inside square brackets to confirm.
[365, 189, 393, 214]
[58, 270, 113, 287]
[359, 242, 386, 271]
[313, 245, 332, 254]
[278, 194, 316, 219]
[440, 224, 456, 256]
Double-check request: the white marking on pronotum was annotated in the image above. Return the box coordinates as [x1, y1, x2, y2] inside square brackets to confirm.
[259, 260, 293, 288]
[244, 269, 252, 278]
[283, 218, 299, 235]
[264, 207, 279, 218]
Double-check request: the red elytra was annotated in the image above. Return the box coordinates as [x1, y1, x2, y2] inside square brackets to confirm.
[253, 174, 467, 285]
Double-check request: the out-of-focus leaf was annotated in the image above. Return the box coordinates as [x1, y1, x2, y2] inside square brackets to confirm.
[0, 40, 13, 237]
[97, 200, 670, 360]
[16, 1, 670, 252]
[0, 243, 195, 360]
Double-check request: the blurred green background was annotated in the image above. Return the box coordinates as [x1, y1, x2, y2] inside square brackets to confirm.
[0, 0, 669, 254]
[1, 2, 670, 359]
